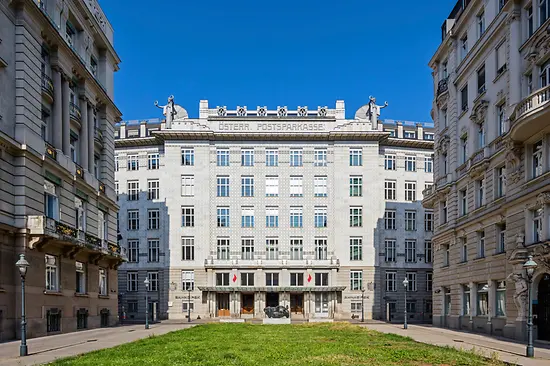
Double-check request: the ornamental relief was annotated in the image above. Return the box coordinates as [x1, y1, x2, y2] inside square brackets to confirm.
[436, 134, 450, 154]
[436, 92, 449, 109]
[504, 138, 522, 184]
[525, 30, 550, 69]
[470, 99, 489, 125]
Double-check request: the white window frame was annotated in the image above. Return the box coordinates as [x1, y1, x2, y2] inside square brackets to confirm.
[45, 254, 59, 291]
[147, 153, 159, 170]
[289, 149, 303, 167]
[148, 239, 160, 262]
[181, 175, 195, 197]
[265, 149, 279, 167]
[147, 179, 160, 200]
[314, 176, 328, 197]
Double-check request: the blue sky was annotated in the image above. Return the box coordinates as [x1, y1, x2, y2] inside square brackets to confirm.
[100, 0, 456, 122]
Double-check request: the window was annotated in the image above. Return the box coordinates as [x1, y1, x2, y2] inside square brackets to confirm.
[385, 239, 396, 262]
[541, 0, 549, 25]
[114, 156, 119, 172]
[127, 154, 139, 171]
[350, 207, 362, 227]
[266, 273, 279, 286]
[314, 176, 328, 197]
[425, 241, 433, 263]
[441, 60, 448, 79]
[349, 148, 362, 166]
[266, 238, 279, 260]
[147, 272, 159, 292]
[441, 200, 448, 224]
[476, 179, 484, 208]
[384, 154, 396, 170]
[127, 301, 138, 313]
[217, 149, 230, 166]
[444, 288, 451, 315]
[477, 283, 489, 316]
[315, 238, 328, 260]
[127, 272, 138, 292]
[217, 207, 230, 227]
[242, 207, 254, 228]
[427, 272, 433, 292]
[265, 149, 278, 167]
[442, 153, 448, 174]
[182, 271, 194, 291]
[148, 209, 160, 230]
[314, 206, 327, 228]
[541, 60, 550, 88]
[404, 131, 416, 139]
[349, 176, 362, 197]
[46, 308, 61, 333]
[315, 273, 328, 286]
[533, 140, 543, 178]
[76, 308, 88, 330]
[527, 72, 533, 95]
[496, 281, 506, 317]
[266, 207, 279, 228]
[265, 176, 279, 197]
[148, 239, 160, 262]
[290, 238, 304, 260]
[350, 271, 363, 291]
[424, 156, 433, 173]
[75, 261, 86, 294]
[461, 237, 468, 262]
[477, 10, 485, 38]
[242, 238, 255, 260]
[425, 211, 434, 232]
[99, 269, 109, 295]
[74, 197, 86, 231]
[127, 210, 139, 230]
[148, 153, 159, 170]
[290, 176, 303, 197]
[406, 272, 417, 292]
[182, 237, 195, 260]
[405, 181, 416, 201]
[461, 85, 468, 112]
[533, 207, 543, 243]
[444, 245, 450, 266]
[98, 209, 107, 242]
[181, 148, 194, 166]
[405, 156, 416, 172]
[290, 149, 303, 166]
[478, 231, 486, 258]
[496, 104, 506, 136]
[181, 207, 195, 227]
[290, 273, 304, 286]
[478, 124, 486, 149]
[460, 34, 468, 60]
[217, 239, 230, 260]
[350, 237, 363, 261]
[217, 176, 230, 197]
[314, 149, 327, 166]
[216, 273, 229, 286]
[385, 210, 396, 230]
[495, 166, 506, 198]
[424, 132, 435, 141]
[497, 223, 506, 254]
[241, 176, 254, 197]
[440, 108, 447, 128]
[527, 5, 534, 38]
[241, 149, 254, 166]
[385, 180, 396, 200]
[128, 181, 139, 201]
[405, 211, 417, 231]
[460, 189, 468, 216]
[463, 285, 471, 315]
[241, 273, 255, 286]
[386, 272, 396, 292]
[405, 240, 416, 262]
[290, 206, 303, 228]
[147, 179, 159, 200]
[495, 43, 506, 79]
[498, 0, 505, 12]
[406, 302, 416, 314]
[128, 240, 139, 263]
[181, 175, 194, 196]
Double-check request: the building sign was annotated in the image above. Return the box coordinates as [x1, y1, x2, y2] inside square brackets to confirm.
[344, 295, 369, 300]
[217, 122, 328, 132]
[175, 295, 201, 300]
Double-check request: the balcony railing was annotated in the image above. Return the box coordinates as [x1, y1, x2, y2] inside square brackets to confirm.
[437, 77, 449, 97]
[511, 85, 550, 130]
[422, 185, 434, 197]
[436, 175, 448, 187]
[41, 73, 54, 101]
[69, 102, 82, 122]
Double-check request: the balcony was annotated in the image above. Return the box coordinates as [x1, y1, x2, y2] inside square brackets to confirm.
[94, 127, 104, 147]
[69, 102, 82, 123]
[204, 255, 340, 269]
[437, 77, 449, 97]
[510, 85, 550, 142]
[41, 73, 54, 104]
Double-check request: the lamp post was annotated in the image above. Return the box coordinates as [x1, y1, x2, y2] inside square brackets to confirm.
[16, 254, 29, 357]
[403, 277, 409, 330]
[523, 255, 538, 358]
[361, 287, 365, 323]
[144, 277, 150, 330]
[187, 287, 192, 323]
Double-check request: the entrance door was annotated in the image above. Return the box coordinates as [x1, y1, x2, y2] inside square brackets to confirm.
[537, 274, 550, 341]
[290, 294, 304, 314]
[386, 302, 396, 322]
[314, 293, 329, 317]
[241, 294, 254, 315]
[266, 292, 279, 307]
[217, 293, 230, 317]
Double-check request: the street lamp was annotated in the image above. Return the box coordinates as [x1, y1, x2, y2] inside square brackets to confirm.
[144, 277, 150, 330]
[523, 255, 538, 358]
[16, 254, 29, 357]
[187, 287, 192, 323]
[403, 277, 409, 330]
[361, 287, 365, 323]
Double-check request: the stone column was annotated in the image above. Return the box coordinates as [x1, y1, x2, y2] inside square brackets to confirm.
[61, 77, 70, 156]
[79, 98, 88, 170]
[88, 105, 94, 174]
[508, 10, 522, 106]
[52, 69, 63, 150]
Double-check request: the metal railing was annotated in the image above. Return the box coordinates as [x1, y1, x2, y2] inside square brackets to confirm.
[437, 77, 449, 97]
[69, 102, 82, 122]
[41, 73, 54, 99]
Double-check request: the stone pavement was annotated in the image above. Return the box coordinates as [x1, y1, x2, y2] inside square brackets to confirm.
[0, 323, 196, 366]
[363, 322, 550, 366]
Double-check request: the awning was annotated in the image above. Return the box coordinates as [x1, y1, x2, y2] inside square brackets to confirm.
[197, 286, 346, 292]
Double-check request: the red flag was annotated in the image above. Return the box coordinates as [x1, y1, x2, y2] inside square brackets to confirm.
[232, 274, 237, 283]
[307, 274, 312, 283]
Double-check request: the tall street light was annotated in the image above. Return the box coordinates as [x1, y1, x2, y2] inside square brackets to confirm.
[187, 286, 192, 323]
[361, 287, 365, 323]
[144, 277, 150, 330]
[16, 254, 29, 357]
[523, 255, 537, 358]
[403, 277, 409, 330]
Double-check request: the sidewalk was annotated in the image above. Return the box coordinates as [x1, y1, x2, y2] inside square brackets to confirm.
[363, 322, 550, 366]
[0, 323, 195, 366]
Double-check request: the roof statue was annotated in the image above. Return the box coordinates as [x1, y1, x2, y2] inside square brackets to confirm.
[154, 95, 177, 129]
[367, 96, 388, 130]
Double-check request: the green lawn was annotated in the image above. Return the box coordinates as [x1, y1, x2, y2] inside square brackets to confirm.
[50, 323, 504, 366]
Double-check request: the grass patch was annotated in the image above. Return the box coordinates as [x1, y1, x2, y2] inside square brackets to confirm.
[49, 323, 505, 366]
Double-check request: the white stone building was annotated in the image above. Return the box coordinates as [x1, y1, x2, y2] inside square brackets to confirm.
[115, 99, 434, 322]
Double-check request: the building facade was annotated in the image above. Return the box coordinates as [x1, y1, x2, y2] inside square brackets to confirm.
[115, 99, 434, 322]
[425, 0, 550, 342]
[0, 0, 123, 340]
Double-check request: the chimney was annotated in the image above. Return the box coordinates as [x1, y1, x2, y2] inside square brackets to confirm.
[397, 122, 404, 138]
[416, 123, 424, 140]
[140, 120, 147, 137]
[119, 122, 126, 139]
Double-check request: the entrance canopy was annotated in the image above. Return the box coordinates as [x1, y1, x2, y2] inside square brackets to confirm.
[198, 286, 346, 292]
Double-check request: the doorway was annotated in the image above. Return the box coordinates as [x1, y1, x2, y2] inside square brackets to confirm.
[266, 293, 279, 308]
[537, 274, 550, 341]
[314, 293, 329, 317]
[241, 294, 254, 315]
[386, 302, 396, 322]
[290, 294, 304, 314]
[217, 293, 230, 317]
